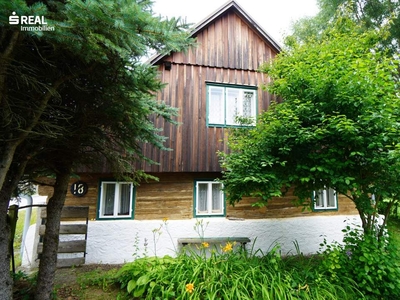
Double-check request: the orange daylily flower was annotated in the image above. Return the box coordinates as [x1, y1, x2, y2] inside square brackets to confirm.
[186, 283, 194, 293]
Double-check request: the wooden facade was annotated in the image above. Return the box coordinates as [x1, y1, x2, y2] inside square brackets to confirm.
[39, 1, 359, 221]
[138, 2, 279, 173]
[40, 173, 358, 221]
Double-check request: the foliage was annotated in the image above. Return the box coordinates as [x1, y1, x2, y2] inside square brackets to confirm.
[388, 218, 400, 253]
[116, 255, 178, 298]
[219, 16, 400, 235]
[0, 0, 195, 197]
[109, 218, 360, 299]
[0, 0, 195, 185]
[1, 0, 194, 298]
[319, 225, 400, 298]
[34, 222, 400, 299]
[290, 0, 400, 55]
[114, 244, 360, 300]
[49, 218, 394, 299]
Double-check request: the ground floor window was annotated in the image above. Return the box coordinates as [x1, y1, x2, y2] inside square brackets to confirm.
[98, 181, 135, 219]
[194, 180, 225, 217]
[313, 187, 338, 210]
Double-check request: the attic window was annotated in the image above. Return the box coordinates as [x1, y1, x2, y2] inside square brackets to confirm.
[207, 84, 257, 127]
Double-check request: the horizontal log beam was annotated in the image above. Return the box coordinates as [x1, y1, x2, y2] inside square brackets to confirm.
[39, 224, 87, 235]
[38, 240, 86, 254]
[57, 257, 85, 268]
[40, 206, 89, 219]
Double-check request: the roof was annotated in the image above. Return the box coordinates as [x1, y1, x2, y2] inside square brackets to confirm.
[149, 0, 281, 65]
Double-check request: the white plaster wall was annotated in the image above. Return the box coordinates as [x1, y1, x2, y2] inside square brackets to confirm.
[84, 215, 361, 264]
[21, 215, 362, 268]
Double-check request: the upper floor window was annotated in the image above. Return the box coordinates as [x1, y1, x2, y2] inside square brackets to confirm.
[194, 180, 225, 217]
[98, 181, 135, 219]
[207, 84, 257, 126]
[313, 187, 338, 211]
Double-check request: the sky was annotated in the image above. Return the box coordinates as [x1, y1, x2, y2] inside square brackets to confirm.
[153, 0, 319, 45]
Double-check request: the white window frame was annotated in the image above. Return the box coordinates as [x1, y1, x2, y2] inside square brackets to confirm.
[195, 181, 225, 217]
[98, 181, 134, 219]
[207, 84, 257, 126]
[313, 187, 338, 210]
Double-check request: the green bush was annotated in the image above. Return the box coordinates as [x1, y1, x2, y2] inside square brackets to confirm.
[115, 242, 360, 299]
[116, 255, 177, 298]
[319, 225, 400, 299]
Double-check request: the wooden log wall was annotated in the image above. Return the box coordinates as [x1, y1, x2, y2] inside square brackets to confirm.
[227, 188, 358, 219]
[38, 173, 358, 221]
[38, 174, 100, 220]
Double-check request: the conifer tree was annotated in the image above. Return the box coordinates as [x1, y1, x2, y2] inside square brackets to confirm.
[0, 1, 194, 298]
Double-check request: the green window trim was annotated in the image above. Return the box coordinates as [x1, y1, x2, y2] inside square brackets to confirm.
[193, 180, 226, 217]
[97, 180, 135, 220]
[312, 187, 339, 211]
[206, 83, 258, 127]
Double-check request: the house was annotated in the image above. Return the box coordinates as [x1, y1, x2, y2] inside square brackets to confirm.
[22, 0, 359, 268]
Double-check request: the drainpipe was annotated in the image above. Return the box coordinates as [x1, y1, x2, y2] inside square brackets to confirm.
[20, 194, 33, 260]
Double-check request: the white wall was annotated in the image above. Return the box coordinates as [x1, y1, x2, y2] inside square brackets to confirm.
[20, 215, 361, 267]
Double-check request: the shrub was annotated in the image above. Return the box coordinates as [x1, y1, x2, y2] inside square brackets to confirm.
[319, 225, 400, 299]
[115, 242, 360, 299]
[115, 255, 177, 298]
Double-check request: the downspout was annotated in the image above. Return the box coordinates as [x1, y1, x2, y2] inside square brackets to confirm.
[20, 194, 32, 260]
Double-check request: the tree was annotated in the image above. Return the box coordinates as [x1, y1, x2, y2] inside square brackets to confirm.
[219, 17, 400, 237]
[291, 0, 400, 54]
[0, 0, 193, 299]
[32, 56, 184, 300]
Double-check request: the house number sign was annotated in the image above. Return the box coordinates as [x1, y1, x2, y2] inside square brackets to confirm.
[70, 181, 88, 197]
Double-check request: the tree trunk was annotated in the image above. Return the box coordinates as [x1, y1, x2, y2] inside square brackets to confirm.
[0, 30, 21, 192]
[0, 142, 19, 193]
[0, 153, 30, 300]
[34, 168, 71, 300]
[0, 190, 13, 300]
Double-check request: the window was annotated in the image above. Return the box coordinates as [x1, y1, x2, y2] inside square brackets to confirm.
[98, 181, 135, 219]
[313, 188, 338, 210]
[207, 84, 257, 126]
[194, 181, 225, 217]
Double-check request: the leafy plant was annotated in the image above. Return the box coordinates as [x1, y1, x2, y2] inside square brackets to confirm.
[219, 10, 400, 237]
[319, 224, 400, 298]
[115, 255, 177, 298]
[114, 241, 360, 299]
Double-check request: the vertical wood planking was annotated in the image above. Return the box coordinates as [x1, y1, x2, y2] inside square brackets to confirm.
[136, 10, 279, 173]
